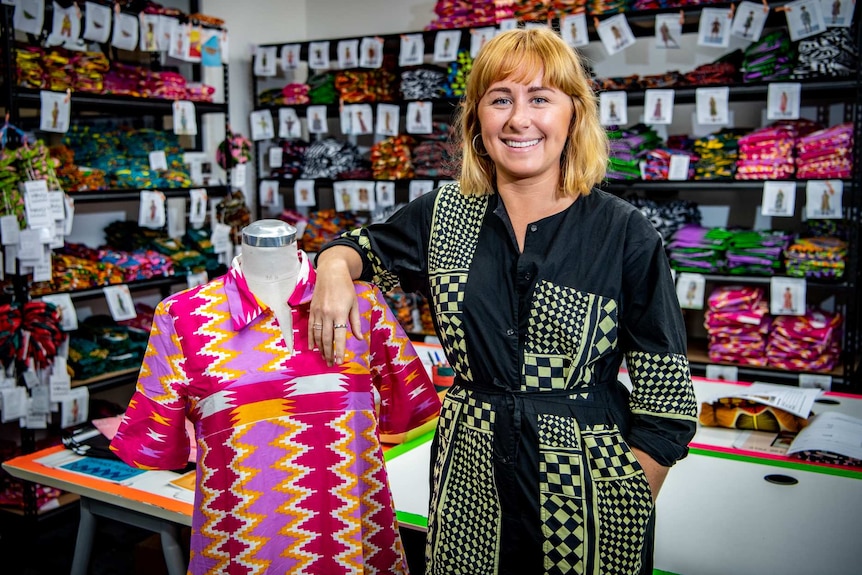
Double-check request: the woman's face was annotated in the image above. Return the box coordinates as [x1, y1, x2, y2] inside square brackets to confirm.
[477, 69, 574, 187]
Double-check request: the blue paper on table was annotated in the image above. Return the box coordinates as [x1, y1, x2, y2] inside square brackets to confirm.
[61, 457, 147, 482]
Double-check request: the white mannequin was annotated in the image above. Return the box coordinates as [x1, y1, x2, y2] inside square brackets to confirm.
[240, 220, 300, 348]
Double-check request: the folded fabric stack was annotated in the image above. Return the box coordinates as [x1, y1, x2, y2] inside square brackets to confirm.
[666, 225, 731, 273]
[588, 0, 631, 16]
[792, 28, 858, 80]
[768, 309, 842, 372]
[607, 124, 663, 180]
[269, 139, 309, 180]
[795, 123, 853, 180]
[642, 148, 699, 180]
[301, 138, 366, 179]
[308, 73, 338, 104]
[626, 197, 701, 244]
[426, 0, 513, 30]
[29, 250, 126, 296]
[693, 129, 743, 180]
[401, 67, 447, 100]
[372, 135, 415, 180]
[741, 30, 794, 83]
[725, 230, 791, 275]
[784, 236, 847, 279]
[444, 50, 473, 98]
[735, 123, 799, 180]
[704, 285, 770, 367]
[335, 62, 398, 103]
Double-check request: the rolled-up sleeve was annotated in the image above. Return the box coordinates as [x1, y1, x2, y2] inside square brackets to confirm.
[620, 214, 697, 466]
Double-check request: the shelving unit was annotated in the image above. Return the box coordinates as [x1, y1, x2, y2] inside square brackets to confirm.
[0, 1, 230, 521]
[258, 6, 859, 392]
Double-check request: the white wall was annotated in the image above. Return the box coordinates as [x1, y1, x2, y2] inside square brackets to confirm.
[305, 0, 435, 38]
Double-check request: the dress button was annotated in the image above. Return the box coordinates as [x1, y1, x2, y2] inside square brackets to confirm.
[530, 224, 538, 232]
[506, 328, 515, 336]
[524, 273, 531, 280]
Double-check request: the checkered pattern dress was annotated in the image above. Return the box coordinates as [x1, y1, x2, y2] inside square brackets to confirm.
[329, 183, 698, 575]
[111, 252, 440, 575]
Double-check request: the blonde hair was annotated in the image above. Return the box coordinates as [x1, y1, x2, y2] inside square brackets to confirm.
[452, 27, 608, 198]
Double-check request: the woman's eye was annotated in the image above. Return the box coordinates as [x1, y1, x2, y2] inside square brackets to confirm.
[492, 97, 511, 105]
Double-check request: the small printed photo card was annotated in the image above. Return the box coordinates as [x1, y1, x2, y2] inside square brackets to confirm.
[139, 190, 166, 228]
[168, 22, 189, 60]
[189, 188, 208, 228]
[83, 1, 111, 43]
[470, 27, 497, 58]
[166, 197, 186, 238]
[698, 7, 732, 47]
[104, 284, 137, 322]
[433, 30, 462, 62]
[259, 179, 279, 208]
[498, 18, 518, 32]
[406, 101, 432, 134]
[409, 180, 434, 201]
[805, 180, 843, 219]
[308, 41, 331, 70]
[333, 181, 356, 212]
[268, 146, 283, 168]
[360, 37, 384, 68]
[48, 1, 82, 48]
[250, 109, 275, 141]
[770, 276, 806, 316]
[695, 87, 730, 125]
[294, 180, 316, 207]
[399, 34, 425, 67]
[767, 83, 802, 120]
[599, 91, 627, 126]
[731, 1, 769, 40]
[281, 44, 301, 70]
[254, 45, 277, 77]
[173, 100, 198, 135]
[822, 0, 854, 27]
[39, 91, 71, 133]
[376, 181, 396, 207]
[376, 103, 400, 136]
[676, 273, 706, 310]
[139, 13, 160, 51]
[655, 14, 682, 49]
[111, 11, 139, 51]
[761, 181, 797, 217]
[278, 107, 302, 139]
[644, 89, 674, 125]
[158, 15, 178, 53]
[148, 150, 168, 171]
[201, 30, 223, 67]
[307, 105, 329, 134]
[350, 104, 374, 135]
[561, 13, 590, 48]
[59, 387, 89, 429]
[668, 154, 691, 181]
[355, 182, 376, 211]
[785, 0, 827, 41]
[41, 293, 78, 331]
[597, 14, 636, 55]
[14, 0, 45, 35]
[338, 39, 359, 69]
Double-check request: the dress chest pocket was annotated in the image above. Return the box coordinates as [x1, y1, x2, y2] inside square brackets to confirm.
[524, 280, 619, 390]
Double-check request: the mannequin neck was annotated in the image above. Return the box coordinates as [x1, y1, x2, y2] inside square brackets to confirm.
[240, 242, 300, 286]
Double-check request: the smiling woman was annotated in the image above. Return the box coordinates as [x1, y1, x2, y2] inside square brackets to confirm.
[311, 27, 698, 575]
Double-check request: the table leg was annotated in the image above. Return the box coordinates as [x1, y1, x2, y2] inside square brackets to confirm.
[70, 498, 96, 575]
[160, 523, 186, 575]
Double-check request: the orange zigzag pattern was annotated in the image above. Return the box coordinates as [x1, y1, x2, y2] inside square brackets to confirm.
[196, 281, 245, 384]
[329, 411, 363, 572]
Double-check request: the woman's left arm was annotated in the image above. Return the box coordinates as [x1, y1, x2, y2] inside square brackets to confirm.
[619, 212, 698, 475]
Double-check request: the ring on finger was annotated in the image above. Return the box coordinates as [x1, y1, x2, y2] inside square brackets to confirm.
[333, 323, 348, 329]
[313, 326, 323, 330]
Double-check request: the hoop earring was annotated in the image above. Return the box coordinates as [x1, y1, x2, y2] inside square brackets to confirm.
[472, 134, 488, 157]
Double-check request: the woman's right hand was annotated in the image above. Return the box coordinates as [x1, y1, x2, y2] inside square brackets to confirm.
[308, 247, 363, 366]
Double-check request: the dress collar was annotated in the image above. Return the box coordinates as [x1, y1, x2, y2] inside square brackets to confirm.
[224, 249, 316, 330]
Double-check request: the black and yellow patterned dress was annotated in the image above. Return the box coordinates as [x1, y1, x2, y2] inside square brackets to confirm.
[324, 182, 698, 575]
